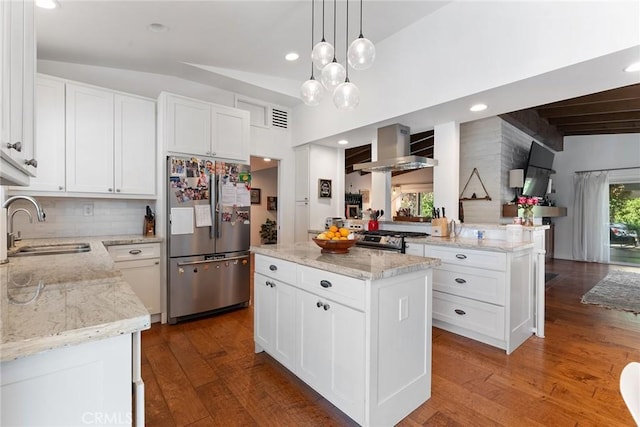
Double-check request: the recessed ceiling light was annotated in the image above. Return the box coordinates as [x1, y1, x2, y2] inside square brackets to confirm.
[470, 103, 488, 112]
[263, 158, 271, 162]
[285, 52, 299, 61]
[147, 23, 169, 33]
[36, 0, 59, 9]
[338, 139, 349, 145]
[624, 61, 640, 72]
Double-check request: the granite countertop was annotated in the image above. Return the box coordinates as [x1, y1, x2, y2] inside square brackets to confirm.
[251, 241, 440, 280]
[404, 236, 535, 252]
[0, 235, 162, 362]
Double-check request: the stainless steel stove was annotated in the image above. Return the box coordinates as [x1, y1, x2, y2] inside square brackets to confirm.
[354, 230, 429, 253]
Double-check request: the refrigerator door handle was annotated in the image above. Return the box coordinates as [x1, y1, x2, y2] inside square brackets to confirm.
[177, 255, 249, 267]
[210, 173, 218, 239]
[216, 173, 222, 238]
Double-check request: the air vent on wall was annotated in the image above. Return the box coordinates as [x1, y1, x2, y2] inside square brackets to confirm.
[272, 108, 289, 129]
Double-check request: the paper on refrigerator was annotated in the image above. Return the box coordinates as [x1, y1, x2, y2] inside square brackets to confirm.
[170, 207, 194, 235]
[195, 204, 212, 227]
[220, 183, 251, 207]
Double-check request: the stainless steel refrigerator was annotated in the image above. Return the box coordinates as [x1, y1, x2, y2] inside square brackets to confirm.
[167, 156, 251, 324]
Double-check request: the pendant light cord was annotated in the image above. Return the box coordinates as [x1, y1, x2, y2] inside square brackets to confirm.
[332, 0, 337, 62]
[345, 0, 349, 81]
[310, 0, 315, 77]
[321, 0, 326, 42]
[359, 0, 363, 38]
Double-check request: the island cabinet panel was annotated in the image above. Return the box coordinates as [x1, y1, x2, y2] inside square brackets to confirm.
[1, 333, 132, 426]
[254, 272, 296, 370]
[253, 252, 433, 427]
[424, 244, 533, 354]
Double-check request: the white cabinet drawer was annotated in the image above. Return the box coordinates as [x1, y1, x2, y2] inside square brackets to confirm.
[433, 264, 506, 305]
[107, 243, 160, 261]
[255, 254, 296, 284]
[425, 246, 506, 271]
[297, 266, 365, 311]
[433, 291, 505, 341]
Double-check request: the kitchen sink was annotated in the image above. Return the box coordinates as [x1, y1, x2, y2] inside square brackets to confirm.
[9, 243, 91, 257]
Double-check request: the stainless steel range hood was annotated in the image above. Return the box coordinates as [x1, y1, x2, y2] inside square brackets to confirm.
[352, 124, 438, 172]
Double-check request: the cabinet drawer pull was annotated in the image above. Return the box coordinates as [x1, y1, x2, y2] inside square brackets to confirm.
[323, 303, 330, 311]
[129, 249, 142, 255]
[269, 264, 278, 271]
[25, 158, 38, 168]
[320, 280, 332, 288]
[7, 141, 21, 152]
[454, 278, 466, 284]
[316, 301, 323, 308]
[455, 254, 467, 260]
[454, 309, 466, 316]
[265, 281, 276, 288]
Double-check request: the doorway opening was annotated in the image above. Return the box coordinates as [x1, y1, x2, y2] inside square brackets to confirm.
[609, 182, 640, 266]
[250, 156, 279, 246]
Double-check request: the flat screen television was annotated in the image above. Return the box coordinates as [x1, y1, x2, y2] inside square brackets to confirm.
[522, 141, 554, 198]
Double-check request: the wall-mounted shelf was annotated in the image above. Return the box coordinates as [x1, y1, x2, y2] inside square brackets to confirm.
[502, 204, 567, 218]
[459, 168, 492, 201]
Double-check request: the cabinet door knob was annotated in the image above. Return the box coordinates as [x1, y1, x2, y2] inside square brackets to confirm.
[116, 189, 121, 193]
[25, 158, 38, 168]
[316, 301, 323, 308]
[269, 264, 277, 271]
[58, 186, 64, 190]
[129, 249, 142, 255]
[108, 188, 113, 192]
[6, 141, 22, 152]
[454, 278, 466, 284]
[455, 254, 467, 260]
[454, 309, 466, 316]
[323, 303, 330, 311]
[320, 280, 332, 288]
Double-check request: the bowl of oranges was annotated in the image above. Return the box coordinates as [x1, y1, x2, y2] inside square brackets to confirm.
[312, 226, 356, 254]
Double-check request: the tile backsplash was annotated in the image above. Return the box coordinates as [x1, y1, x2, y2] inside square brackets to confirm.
[7, 197, 155, 239]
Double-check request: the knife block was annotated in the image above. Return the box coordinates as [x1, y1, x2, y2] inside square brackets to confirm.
[143, 217, 155, 236]
[431, 217, 450, 237]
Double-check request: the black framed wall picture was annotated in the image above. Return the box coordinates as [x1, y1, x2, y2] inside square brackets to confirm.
[250, 188, 261, 204]
[318, 179, 332, 198]
[267, 196, 277, 211]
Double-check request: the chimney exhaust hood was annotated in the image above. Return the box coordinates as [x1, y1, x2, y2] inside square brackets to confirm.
[352, 124, 437, 172]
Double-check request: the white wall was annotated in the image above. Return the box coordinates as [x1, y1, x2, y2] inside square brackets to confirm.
[553, 134, 640, 260]
[250, 167, 277, 245]
[308, 145, 344, 229]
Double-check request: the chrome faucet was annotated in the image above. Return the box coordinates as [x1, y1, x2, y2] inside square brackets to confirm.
[9, 208, 33, 242]
[3, 196, 46, 250]
[3, 196, 46, 222]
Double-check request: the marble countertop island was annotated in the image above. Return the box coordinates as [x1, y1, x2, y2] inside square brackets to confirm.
[0, 235, 161, 361]
[251, 241, 440, 280]
[404, 236, 535, 252]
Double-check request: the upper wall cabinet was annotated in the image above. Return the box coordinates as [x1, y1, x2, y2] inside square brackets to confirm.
[160, 92, 250, 164]
[66, 83, 156, 196]
[12, 76, 156, 198]
[0, 0, 36, 186]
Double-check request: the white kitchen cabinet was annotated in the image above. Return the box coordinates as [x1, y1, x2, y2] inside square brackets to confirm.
[108, 243, 161, 317]
[404, 242, 424, 256]
[160, 92, 250, 163]
[1, 333, 132, 426]
[254, 253, 432, 426]
[294, 200, 310, 242]
[0, 0, 35, 186]
[424, 244, 533, 354]
[25, 75, 66, 192]
[296, 285, 365, 420]
[66, 83, 156, 196]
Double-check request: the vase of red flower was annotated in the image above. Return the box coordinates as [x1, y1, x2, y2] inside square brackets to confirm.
[517, 196, 538, 226]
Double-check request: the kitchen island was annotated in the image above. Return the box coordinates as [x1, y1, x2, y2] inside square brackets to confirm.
[251, 242, 440, 427]
[0, 235, 159, 426]
[404, 236, 537, 354]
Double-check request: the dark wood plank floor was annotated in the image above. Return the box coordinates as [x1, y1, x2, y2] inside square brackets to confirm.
[142, 259, 640, 426]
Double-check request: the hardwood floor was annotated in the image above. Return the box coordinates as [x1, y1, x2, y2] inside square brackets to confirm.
[142, 259, 640, 426]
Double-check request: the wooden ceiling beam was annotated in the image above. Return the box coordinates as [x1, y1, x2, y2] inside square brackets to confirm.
[560, 121, 640, 134]
[538, 84, 640, 108]
[565, 128, 640, 136]
[499, 110, 564, 151]
[537, 99, 640, 118]
[548, 111, 640, 126]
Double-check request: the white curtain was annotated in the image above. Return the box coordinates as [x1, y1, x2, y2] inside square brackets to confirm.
[573, 171, 610, 263]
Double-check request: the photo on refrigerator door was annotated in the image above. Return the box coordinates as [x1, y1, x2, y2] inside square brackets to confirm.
[170, 157, 210, 203]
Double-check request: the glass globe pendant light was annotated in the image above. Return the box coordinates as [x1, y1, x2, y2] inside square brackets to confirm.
[301, 0, 324, 106]
[334, 0, 359, 109]
[320, 0, 346, 92]
[311, 0, 333, 70]
[347, 0, 375, 70]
